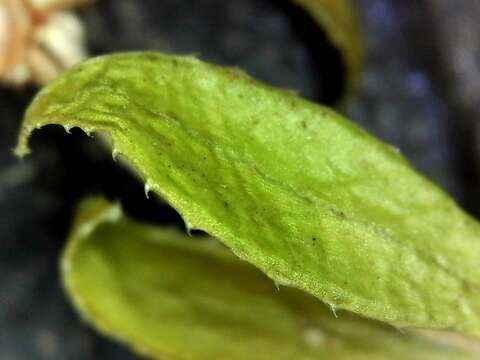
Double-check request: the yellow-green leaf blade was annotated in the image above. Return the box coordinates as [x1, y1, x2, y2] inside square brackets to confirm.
[15, 53, 480, 335]
[63, 197, 480, 360]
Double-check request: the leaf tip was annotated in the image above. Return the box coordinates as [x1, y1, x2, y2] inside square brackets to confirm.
[13, 144, 31, 159]
[13, 124, 36, 159]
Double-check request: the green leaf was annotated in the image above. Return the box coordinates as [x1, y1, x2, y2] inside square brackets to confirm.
[15, 53, 480, 335]
[292, 0, 364, 102]
[63, 196, 480, 360]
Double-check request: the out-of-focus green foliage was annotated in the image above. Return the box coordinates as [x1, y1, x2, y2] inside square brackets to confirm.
[62, 197, 480, 360]
[293, 0, 364, 102]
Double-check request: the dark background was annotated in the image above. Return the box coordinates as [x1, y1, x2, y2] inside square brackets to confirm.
[1, 1, 479, 358]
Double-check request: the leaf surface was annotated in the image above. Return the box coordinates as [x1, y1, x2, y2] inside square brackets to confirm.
[63, 197, 480, 360]
[15, 52, 480, 335]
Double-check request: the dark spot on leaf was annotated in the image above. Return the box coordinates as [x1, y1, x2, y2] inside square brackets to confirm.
[331, 208, 346, 219]
[143, 53, 161, 63]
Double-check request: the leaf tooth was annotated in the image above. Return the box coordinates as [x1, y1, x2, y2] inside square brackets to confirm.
[328, 303, 339, 318]
[63, 124, 72, 134]
[144, 179, 155, 199]
[184, 219, 194, 236]
[83, 128, 93, 137]
[111, 147, 120, 162]
[273, 280, 281, 291]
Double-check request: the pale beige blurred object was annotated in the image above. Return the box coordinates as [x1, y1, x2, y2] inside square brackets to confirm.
[0, 0, 90, 87]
